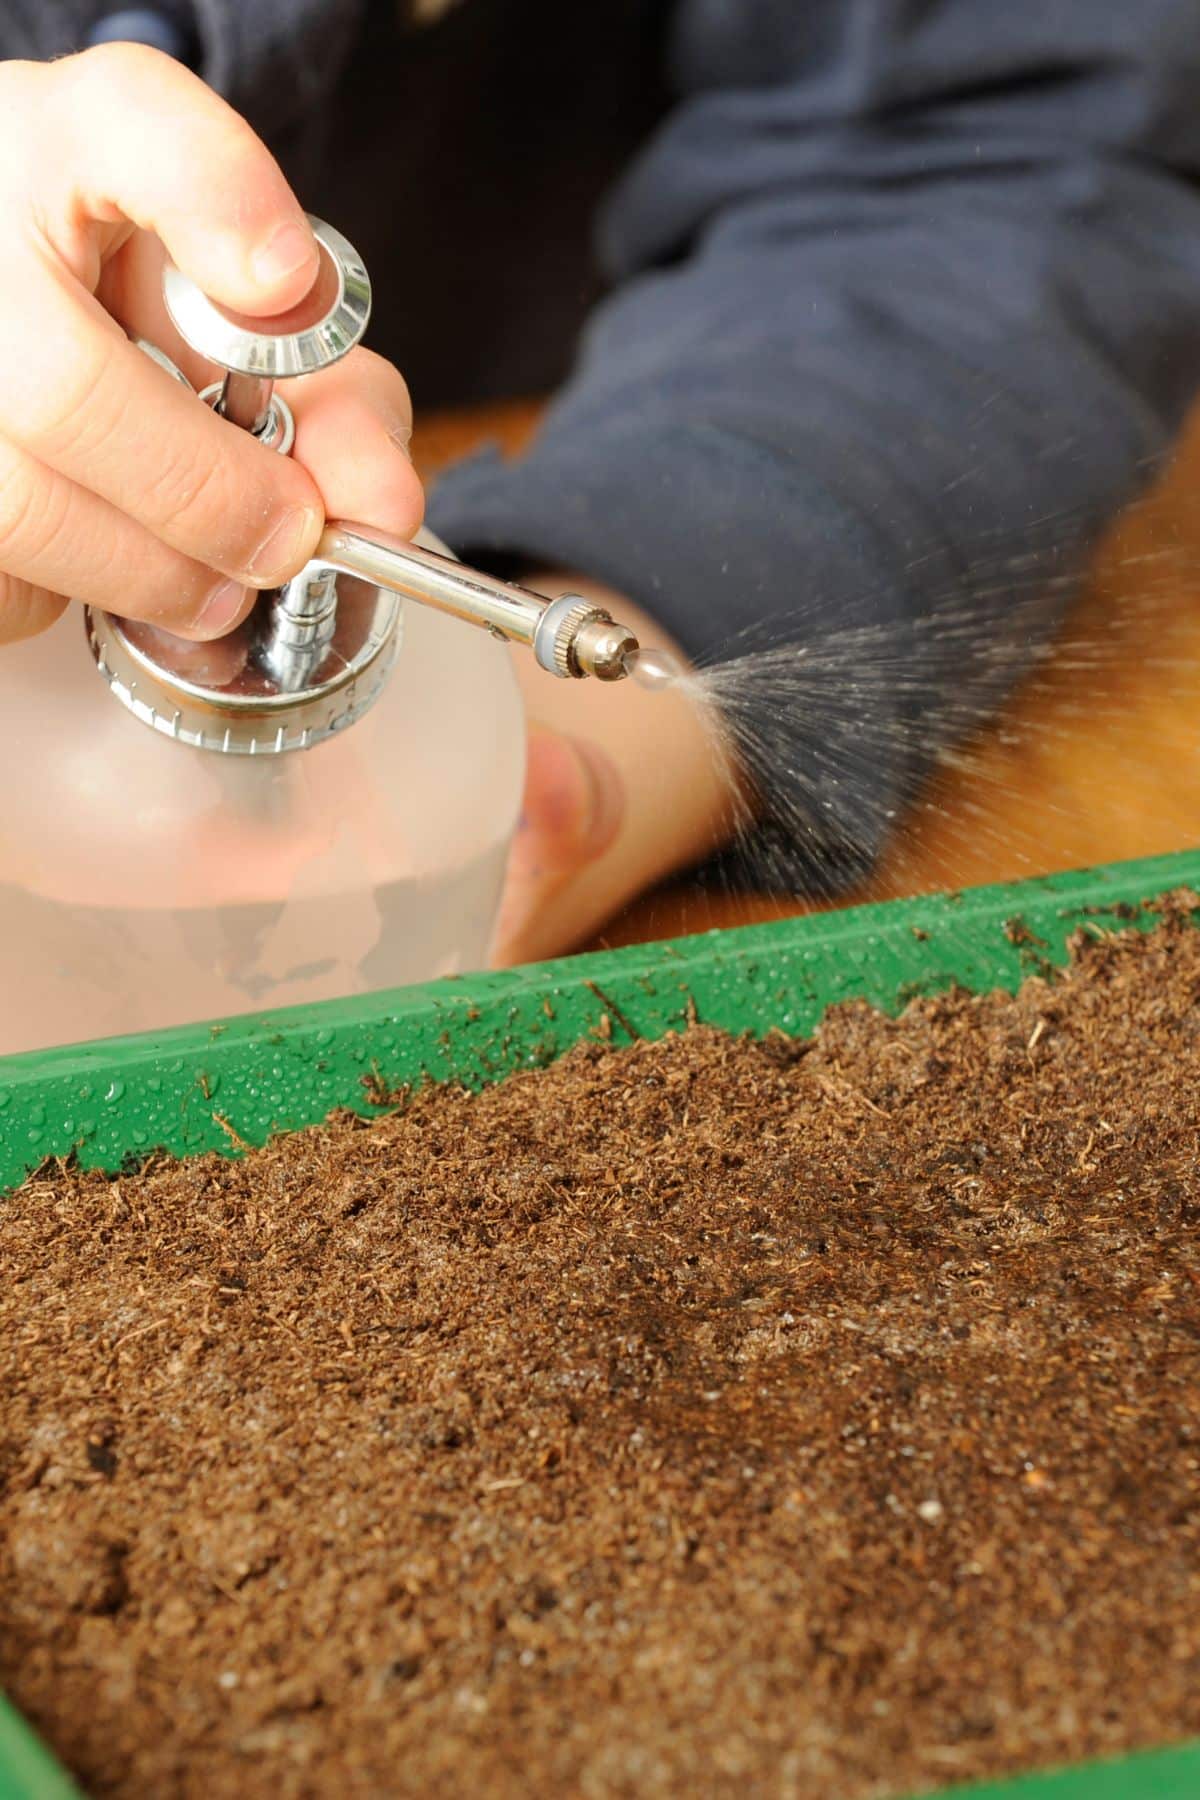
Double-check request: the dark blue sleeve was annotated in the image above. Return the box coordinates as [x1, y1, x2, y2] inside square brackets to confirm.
[0, 2, 364, 152]
[430, 0, 1200, 890]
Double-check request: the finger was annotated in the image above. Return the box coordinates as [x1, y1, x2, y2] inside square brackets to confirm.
[0, 270, 324, 593]
[285, 350, 424, 538]
[0, 44, 326, 594]
[119, 620, 251, 686]
[0, 584, 68, 647]
[95, 232, 215, 393]
[39, 45, 320, 313]
[0, 434, 255, 640]
[98, 249, 427, 535]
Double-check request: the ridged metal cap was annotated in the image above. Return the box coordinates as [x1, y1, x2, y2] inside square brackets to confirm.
[85, 576, 402, 756]
[89, 217, 393, 756]
[533, 595, 606, 678]
[163, 218, 372, 382]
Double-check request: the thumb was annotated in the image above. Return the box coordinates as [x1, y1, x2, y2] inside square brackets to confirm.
[43, 45, 319, 315]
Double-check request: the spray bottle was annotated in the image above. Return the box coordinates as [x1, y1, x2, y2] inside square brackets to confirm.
[0, 218, 654, 1054]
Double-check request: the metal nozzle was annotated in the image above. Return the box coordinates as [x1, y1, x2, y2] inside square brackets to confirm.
[312, 524, 646, 683]
[529, 595, 637, 680]
[568, 617, 639, 681]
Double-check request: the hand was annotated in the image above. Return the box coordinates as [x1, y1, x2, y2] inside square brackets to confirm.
[0, 46, 422, 647]
[493, 576, 742, 964]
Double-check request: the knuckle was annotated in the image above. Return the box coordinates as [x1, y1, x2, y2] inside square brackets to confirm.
[0, 457, 60, 567]
[61, 45, 260, 205]
[24, 333, 129, 466]
[151, 436, 307, 578]
[70, 40, 175, 100]
[141, 440, 234, 542]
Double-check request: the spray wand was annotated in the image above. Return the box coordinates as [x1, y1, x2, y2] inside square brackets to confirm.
[310, 521, 674, 686]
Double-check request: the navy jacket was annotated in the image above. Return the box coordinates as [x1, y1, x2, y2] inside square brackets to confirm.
[9, 2, 1200, 887]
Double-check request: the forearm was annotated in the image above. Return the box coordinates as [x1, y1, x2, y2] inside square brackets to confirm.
[432, 163, 1200, 892]
[431, 0, 1200, 890]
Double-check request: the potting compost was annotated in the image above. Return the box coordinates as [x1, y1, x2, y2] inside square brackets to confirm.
[2, 908, 1199, 1799]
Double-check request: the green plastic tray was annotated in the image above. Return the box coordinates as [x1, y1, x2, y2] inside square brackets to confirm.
[3, 846, 1200, 1800]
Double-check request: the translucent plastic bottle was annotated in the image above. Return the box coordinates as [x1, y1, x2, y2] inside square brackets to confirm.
[0, 218, 524, 1056]
[0, 560, 523, 1055]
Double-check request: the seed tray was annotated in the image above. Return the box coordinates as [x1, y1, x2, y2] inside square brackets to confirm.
[3, 846, 1199, 1799]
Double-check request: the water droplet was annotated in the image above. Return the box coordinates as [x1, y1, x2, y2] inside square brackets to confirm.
[622, 645, 682, 692]
[314, 1028, 334, 1049]
[104, 1079, 125, 1104]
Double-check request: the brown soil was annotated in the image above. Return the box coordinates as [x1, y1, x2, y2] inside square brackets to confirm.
[3, 910, 1200, 1800]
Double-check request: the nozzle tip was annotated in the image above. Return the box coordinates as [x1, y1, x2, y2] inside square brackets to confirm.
[622, 644, 682, 692]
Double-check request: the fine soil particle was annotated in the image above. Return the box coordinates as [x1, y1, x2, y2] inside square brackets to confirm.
[3, 909, 1200, 1800]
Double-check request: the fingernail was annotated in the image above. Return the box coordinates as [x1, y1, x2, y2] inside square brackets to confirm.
[388, 419, 413, 460]
[136, 620, 250, 683]
[252, 220, 319, 289]
[193, 577, 249, 638]
[247, 505, 322, 583]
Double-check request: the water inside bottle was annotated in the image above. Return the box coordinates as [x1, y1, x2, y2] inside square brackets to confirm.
[0, 839, 508, 1057]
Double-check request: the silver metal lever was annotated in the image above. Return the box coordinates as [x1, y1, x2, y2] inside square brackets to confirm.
[314, 524, 640, 681]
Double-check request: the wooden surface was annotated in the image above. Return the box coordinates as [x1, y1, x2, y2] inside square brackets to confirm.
[411, 400, 539, 481]
[414, 399, 1200, 943]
